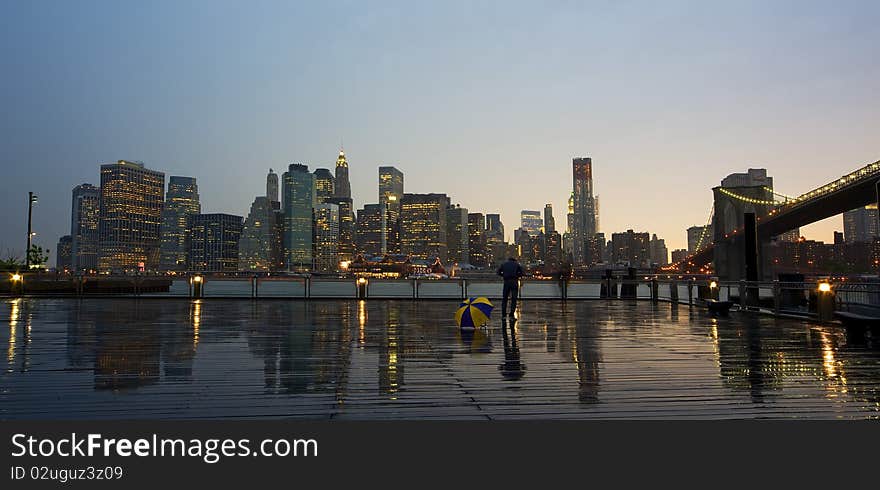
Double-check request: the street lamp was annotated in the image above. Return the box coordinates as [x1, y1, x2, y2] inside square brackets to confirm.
[25, 192, 37, 269]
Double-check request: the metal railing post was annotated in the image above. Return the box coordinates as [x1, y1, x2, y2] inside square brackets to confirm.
[669, 279, 678, 303]
[739, 280, 746, 308]
[772, 280, 780, 316]
[687, 278, 694, 306]
[651, 278, 658, 303]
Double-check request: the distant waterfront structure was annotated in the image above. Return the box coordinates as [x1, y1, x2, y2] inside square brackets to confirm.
[572, 157, 598, 266]
[356, 204, 383, 256]
[282, 163, 315, 271]
[843, 205, 879, 243]
[467, 213, 488, 268]
[159, 176, 200, 271]
[333, 149, 351, 199]
[313, 168, 335, 204]
[98, 160, 165, 271]
[379, 166, 404, 254]
[314, 203, 340, 272]
[56, 235, 72, 271]
[543, 204, 555, 234]
[400, 193, 450, 263]
[446, 205, 469, 265]
[239, 196, 282, 271]
[187, 213, 242, 272]
[520, 210, 542, 237]
[70, 183, 100, 271]
[267, 168, 279, 203]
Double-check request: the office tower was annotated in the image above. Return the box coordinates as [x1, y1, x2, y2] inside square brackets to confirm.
[686, 225, 704, 253]
[610, 230, 650, 267]
[98, 160, 165, 271]
[543, 203, 555, 234]
[379, 166, 404, 253]
[585, 233, 605, 266]
[544, 230, 562, 271]
[187, 213, 242, 272]
[239, 196, 282, 271]
[486, 214, 504, 242]
[333, 148, 351, 198]
[326, 196, 355, 262]
[843, 205, 879, 243]
[446, 205, 469, 265]
[400, 193, 450, 263]
[671, 249, 688, 264]
[721, 168, 773, 188]
[834, 231, 844, 245]
[356, 204, 384, 256]
[313, 203, 340, 272]
[282, 163, 316, 271]
[313, 168, 335, 204]
[267, 168, 279, 203]
[650, 234, 669, 266]
[159, 176, 200, 271]
[56, 235, 72, 271]
[467, 213, 488, 268]
[572, 157, 597, 266]
[520, 210, 542, 237]
[70, 183, 100, 271]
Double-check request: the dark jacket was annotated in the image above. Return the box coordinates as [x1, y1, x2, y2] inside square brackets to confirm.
[497, 260, 524, 283]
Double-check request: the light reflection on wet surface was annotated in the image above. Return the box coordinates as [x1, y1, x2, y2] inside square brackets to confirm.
[2, 298, 879, 419]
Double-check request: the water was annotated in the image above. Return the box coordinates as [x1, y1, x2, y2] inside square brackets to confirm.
[2, 298, 879, 419]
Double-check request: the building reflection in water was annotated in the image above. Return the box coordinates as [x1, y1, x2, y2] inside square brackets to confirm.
[571, 302, 601, 403]
[7, 298, 33, 373]
[499, 319, 525, 380]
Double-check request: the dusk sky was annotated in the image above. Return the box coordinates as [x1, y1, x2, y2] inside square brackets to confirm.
[2, 0, 879, 258]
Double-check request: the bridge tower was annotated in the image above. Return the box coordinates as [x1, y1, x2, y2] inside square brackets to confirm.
[712, 185, 774, 281]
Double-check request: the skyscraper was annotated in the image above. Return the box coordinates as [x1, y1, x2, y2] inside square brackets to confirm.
[313, 168, 335, 204]
[267, 168, 279, 203]
[486, 213, 505, 266]
[446, 205, 469, 265]
[843, 205, 879, 243]
[313, 203, 340, 272]
[187, 213, 242, 272]
[521, 210, 542, 237]
[572, 157, 597, 266]
[56, 235, 72, 271]
[159, 176, 200, 271]
[239, 196, 282, 271]
[333, 148, 351, 198]
[400, 193, 449, 263]
[610, 230, 650, 267]
[98, 160, 165, 271]
[356, 204, 383, 256]
[282, 163, 315, 271]
[467, 213, 488, 268]
[379, 166, 404, 253]
[543, 203, 555, 234]
[486, 214, 504, 242]
[650, 234, 668, 266]
[326, 196, 355, 262]
[70, 183, 99, 271]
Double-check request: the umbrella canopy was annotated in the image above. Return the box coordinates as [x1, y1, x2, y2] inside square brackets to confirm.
[455, 297, 494, 328]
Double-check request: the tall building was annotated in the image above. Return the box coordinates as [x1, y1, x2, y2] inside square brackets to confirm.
[400, 193, 449, 263]
[650, 234, 669, 266]
[282, 163, 315, 271]
[379, 166, 404, 253]
[356, 204, 383, 256]
[446, 205, 469, 265]
[98, 160, 165, 271]
[267, 168, 279, 203]
[313, 203, 340, 272]
[671, 249, 688, 264]
[70, 183, 100, 271]
[239, 196, 282, 271]
[159, 176, 200, 271]
[56, 235, 72, 271]
[843, 205, 879, 243]
[485, 213, 505, 266]
[326, 196, 355, 262]
[467, 213, 488, 268]
[544, 231, 563, 271]
[520, 210, 543, 237]
[486, 214, 504, 242]
[572, 157, 597, 266]
[313, 168, 335, 204]
[610, 230, 650, 267]
[333, 148, 351, 198]
[686, 225, 705, 253]
[187, 213, 242, 272]
[543, 203, 555, 234]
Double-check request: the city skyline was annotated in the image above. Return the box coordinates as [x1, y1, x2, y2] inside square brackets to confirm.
[3, 1, 880, 257]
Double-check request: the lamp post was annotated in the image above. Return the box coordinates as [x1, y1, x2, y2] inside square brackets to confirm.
[25, 192, 37, 270]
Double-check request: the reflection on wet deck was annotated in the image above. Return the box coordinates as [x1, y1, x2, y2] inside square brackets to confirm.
[2, 298, 879, 419]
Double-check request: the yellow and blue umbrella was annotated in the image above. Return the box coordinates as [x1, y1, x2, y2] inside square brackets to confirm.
[455, 297, 494, 328]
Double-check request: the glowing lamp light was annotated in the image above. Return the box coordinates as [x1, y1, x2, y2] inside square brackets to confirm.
[193, 275, 203, 283]
[709, 281, 718, 289]
[11, 273, 22, 282]
[339, 261, 350, 270]
[357, 277, 367, 285]
[818, 282, 832, 293]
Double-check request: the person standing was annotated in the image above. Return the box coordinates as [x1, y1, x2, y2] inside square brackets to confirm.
[497, 257, 524, 319]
